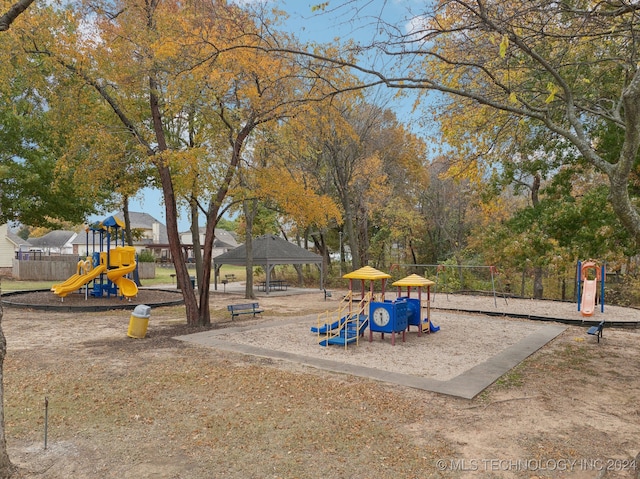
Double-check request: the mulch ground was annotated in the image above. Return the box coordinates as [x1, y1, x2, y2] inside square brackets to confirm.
[1, 288, 183, 310]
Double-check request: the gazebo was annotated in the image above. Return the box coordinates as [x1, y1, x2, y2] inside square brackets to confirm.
[212, 234, 324, 293]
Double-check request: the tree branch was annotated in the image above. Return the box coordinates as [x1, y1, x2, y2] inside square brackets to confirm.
[0, 0, 35, 32]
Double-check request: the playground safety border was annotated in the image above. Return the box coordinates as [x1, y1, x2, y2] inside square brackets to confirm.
[0, 288, 184, 312]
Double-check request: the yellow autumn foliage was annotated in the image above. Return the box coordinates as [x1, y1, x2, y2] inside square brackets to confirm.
[254, 165, 342, 228]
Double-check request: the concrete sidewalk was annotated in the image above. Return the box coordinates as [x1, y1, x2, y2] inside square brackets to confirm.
[175, 316, 566, 400]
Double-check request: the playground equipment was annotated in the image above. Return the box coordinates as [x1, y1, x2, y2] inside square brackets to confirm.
[369, 298, 408, 345]
[391, 274, 440, 336]
[314, 266, 390, 348]
[577, 260, 605, 317]
[314, 291, 371, 348]
[106, 246, 139, 298]
[51, 215, 139, 301]
[313, 266, 441, 347]
[51, 259, 107, 298]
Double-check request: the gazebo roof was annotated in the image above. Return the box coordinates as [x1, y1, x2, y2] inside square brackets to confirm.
[213, 234, 322, 266]
[342, 266, 391, 281]
[392, 274, 436, 288]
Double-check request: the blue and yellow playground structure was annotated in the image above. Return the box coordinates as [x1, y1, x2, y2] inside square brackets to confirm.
[312, 266, 440, 348]
[51, 215, 139, 301]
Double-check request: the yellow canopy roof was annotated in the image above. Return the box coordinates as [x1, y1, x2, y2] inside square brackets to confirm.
[392, 274, 436, 287]
[342, 266, 391, 280]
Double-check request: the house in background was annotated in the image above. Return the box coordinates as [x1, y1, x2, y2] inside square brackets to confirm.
[28, 230, 77, 255]
[0, 224, 27, 270]
[72, 212, 169, 258]
[180, 227, 239, 260]
[46, 212, 238, 265]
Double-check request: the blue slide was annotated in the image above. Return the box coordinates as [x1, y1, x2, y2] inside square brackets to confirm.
[430, 322, 440, 333]
[318, 315, 368, 347]
[311, 315, 349, 334]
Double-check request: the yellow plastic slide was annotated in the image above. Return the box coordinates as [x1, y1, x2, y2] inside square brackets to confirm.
[52, 264, 107, 298]
[107, 262, 138, 298]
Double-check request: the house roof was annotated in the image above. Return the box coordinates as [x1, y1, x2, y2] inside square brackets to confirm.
[6, 230, 28, 248]
[115, 212, 161, 230]
[181, 227, 238, 248]
[28, 230, 77, 249]
[72, 212, 168, 246]
[214, 234, 322, 266]
[114, 212, 169, 244]
[214, 229, 238, 249]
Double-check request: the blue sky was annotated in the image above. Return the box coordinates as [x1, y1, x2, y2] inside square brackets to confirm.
[100, 0, 423, 231]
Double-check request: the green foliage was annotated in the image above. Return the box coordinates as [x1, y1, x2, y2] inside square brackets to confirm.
[216, 217, 238, 232]
[137, 250, 156, 263]
[495, 368, 524, 389]
[236, 205, 280, 237]
[16, 226, 29, 241]
[0, 29, 108, 227]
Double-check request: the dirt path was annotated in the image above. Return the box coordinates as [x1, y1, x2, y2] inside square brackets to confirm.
[2, 291, 639, 478]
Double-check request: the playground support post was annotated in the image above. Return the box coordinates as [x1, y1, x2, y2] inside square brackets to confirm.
[601, 263, 605, 313]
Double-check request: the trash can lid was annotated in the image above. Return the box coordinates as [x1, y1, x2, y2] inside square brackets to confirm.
[133, 304, 151, 317]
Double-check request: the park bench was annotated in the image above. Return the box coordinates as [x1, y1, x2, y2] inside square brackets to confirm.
[227, 302, 264, 319]
[323, 289, 333, 300]
[587, 320, 605, 343]
[225, 274, 237, 282]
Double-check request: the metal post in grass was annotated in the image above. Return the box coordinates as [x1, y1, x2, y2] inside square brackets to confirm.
[44, 397, 48, 450]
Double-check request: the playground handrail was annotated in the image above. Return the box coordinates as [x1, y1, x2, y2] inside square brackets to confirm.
[316, 292, 372, 349]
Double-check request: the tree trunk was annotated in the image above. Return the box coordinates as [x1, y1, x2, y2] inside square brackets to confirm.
[357, 204, 369, 267]
[122, 196, 134, 246]
[122, 197, 142, 286]
[243, 199, 257, 299]
[531, 173, 544, 300]
[190, 198, 203, 291]
[533, 267, 544, 300]
[345, 214, 359, 270]
[149, 76, 200, 325]
[0, 306, 15, 478]
[294, 233, 305, 285]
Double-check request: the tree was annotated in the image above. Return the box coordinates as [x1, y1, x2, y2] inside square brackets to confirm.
[0, 36, 106, 227]
[293, 1, 640, 249]
[16, 0, 347, 325]
[294, 97, 398, 270]
[0, 306, 11, 479]
[0, 0, 35, 31]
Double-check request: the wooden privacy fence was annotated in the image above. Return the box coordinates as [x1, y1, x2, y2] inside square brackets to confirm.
[12, 257, 155, 281]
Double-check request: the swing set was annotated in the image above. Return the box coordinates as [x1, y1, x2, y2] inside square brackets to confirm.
[391, 263, 507, 307]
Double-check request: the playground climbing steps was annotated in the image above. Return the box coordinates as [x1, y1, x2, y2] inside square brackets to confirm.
[318, 314, 369, 347]
[315, 292, 372, 349]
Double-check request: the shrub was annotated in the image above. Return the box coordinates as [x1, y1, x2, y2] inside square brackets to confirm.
[138, 250, 156, 263]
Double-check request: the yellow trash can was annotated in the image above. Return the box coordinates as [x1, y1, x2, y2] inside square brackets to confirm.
[127, 304, 151, 339]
